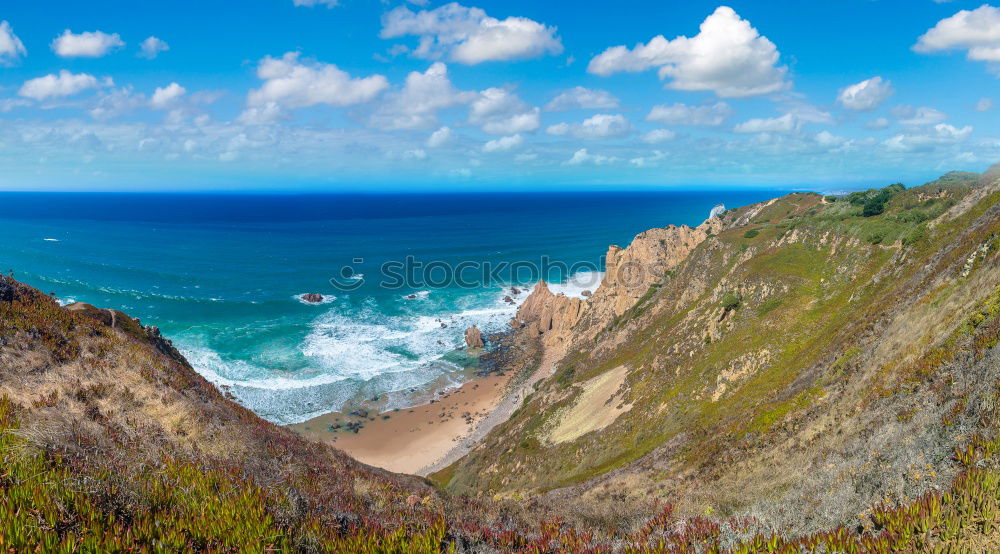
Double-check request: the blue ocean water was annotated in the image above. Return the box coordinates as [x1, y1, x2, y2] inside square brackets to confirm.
[0, 190, 786, 424]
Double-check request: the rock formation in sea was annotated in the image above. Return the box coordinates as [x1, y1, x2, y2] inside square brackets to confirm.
[464, 325, 484, 348]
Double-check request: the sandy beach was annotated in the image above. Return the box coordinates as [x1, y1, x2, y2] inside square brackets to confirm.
[290, 371, 514, 475]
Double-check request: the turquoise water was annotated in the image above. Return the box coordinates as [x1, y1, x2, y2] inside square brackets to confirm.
[0, 190, 785, 423]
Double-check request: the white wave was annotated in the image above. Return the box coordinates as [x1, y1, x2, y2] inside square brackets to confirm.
[56, 297, 76, 306]
[401, 290, 430, 300]
[709, 203, 726, 219]
[295, 293, 337, 305]
[548, 270, 604, 299]
[348, 274, 364, 281]
[42, 238, 60, 242]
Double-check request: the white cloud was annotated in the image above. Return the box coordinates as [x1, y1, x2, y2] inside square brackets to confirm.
[381, 2, 562, 64]
[468, 87, 540, 134]
[897, 106, 947, 125]
[402, 148, 427, 160]
[629, 150, 667, 167]
[883, 123, 972, 152]
[19, 70, 113, 100]
[138, 36, 169, 59]
[247, 52, 389, 110]
[89, 87, 146, 121]
[814, 130, 846, 148]
[646, 102, 732, 126]
[544, 86, 619, 111]
[294, 0, 339, 7]
[150, 83, 186, 110]
[546, 113, 630, 139]
[0, 21, 26, 66]
[51, 30, 124, 58]
[564, 148, 619, 166]
[837, 76, 894, 111]
[641, 129, 677, 143]
[370, 62, 474, 129]
[237, 102, 287, 125]
[587, 6, 788, 97]
[483, 133, 524, 152]
[975, 97, 994, 112]
[866, 117, 891, 130]
[427, 126, 453, 147]
[733, 113, 799, 134]
[915, 5, 1000, 71]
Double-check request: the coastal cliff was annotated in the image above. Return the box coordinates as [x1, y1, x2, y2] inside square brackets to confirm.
[436, 168, 1000, 547]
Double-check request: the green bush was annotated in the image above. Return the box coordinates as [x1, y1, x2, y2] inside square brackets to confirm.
[743, 229, 760, 239]
[902, 224, 929, 246]
[721, 291, 742, 312]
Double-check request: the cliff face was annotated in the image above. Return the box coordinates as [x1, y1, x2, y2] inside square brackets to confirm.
[438, 170, 1000, 537]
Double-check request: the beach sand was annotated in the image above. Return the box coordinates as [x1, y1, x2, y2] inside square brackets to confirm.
[290, 371, 513, 475]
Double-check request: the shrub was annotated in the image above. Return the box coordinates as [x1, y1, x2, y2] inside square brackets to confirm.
[824, 196, 837, 203]
[866, 231, 885, 245]
[902, 224, 929, 246]
[722, 291, 742, 312]
[863, 197, 887, 217]
[743, 229, 760, 239]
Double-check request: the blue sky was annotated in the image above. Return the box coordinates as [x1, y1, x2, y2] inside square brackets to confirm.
[0, 0, 998, 191]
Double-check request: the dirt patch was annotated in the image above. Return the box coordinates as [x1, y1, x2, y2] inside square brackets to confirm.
[546, 365, 632, 444]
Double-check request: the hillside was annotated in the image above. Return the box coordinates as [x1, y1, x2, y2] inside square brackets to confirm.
[435, 169, 1000, 545]
[0, 168, 998, 552]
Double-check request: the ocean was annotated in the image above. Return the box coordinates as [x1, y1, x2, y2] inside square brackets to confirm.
[0, 189, 786, 424]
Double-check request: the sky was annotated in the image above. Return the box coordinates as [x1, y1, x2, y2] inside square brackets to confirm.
[1, 0, 999, 191]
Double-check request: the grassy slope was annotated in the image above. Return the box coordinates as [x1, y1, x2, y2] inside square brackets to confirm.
[437, 173, 1000, 537]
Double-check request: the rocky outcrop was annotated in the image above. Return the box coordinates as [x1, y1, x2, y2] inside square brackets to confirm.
[511, 281, 584, 352]
[302, 293, 324, 303]
[465, 325, 484, 349]
[509, 216, 726, 356]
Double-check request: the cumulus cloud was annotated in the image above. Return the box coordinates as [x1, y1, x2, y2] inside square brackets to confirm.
[587, 6, 788, 97]
[544, 87, 619, 111]
[150, 83, 186, 110]
[733, 113, 799, 134]
[0, 21, 26, 66]
[646, 102, 732, 126]
[427, 126, 454, 147]
[138, 36, 169, 59]
[19, 70, 113, 100]
[896, 106, 947, 125]
[884, 123, 972, 152]
[837, 76, 894, 111]
[641, 129, 677, 143]
[246, 52, 389, 110]
[52, 30, 124, 58]
[546, 113, 630, 139]
[381, 2, 562, 64]
[915, 5, 1000, 72]
[370, 62, 475, 129]
[468, 87, 540, 134]
[564, 148, 619, 166]
[483, 134, 524, 152]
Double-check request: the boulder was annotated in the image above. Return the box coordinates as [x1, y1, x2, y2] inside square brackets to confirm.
[464, 325, 484, 349]
[302, 293, 324, 303]
[581, 290, 592, 297]
[503, 295, 515, 304]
